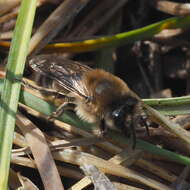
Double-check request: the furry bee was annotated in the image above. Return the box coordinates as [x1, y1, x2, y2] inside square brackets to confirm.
[29, 55, 143, 148]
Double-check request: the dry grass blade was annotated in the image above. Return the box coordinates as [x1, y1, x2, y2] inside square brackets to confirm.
[68, 177, 91, 190]
[13, 131, 27, 147]
[0, 7, 18, 25]
[9, 169, 22, 189]
[12, 154, 84, 180]
[68, 0, 128, 37]
[54, 149, 173, 190]
[81, 164, 117, 190]
[108, 148, 143, 166]
[12, 114, 175, 185]
[11, 156, 35, 168]
[154, 29, 183, 40]
[70, 147, 174, 189]
[136, 159, 177, 182]
[0, 1, 43, 29]
[17, 172, 39, 190]
[109, 149, 177, 183]
[0, 0, 20, 16]
[29, 0, 90, 55]
[171, 166, 190, 189]
[16, 111, 64, 190]
[113, 182, 146, 190]
[143, 103, 190, 146]
[51, 137, 105, 150]
[149, 0, 190, 16]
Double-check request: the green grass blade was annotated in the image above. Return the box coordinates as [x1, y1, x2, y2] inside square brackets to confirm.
[45, 15, 190, 53]
[0, 1, 37, 189]
[143, 95, 190, 106]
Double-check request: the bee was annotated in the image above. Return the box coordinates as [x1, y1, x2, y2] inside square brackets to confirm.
[29, 55, 143, 148]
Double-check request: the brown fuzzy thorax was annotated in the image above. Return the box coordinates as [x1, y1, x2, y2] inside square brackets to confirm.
[81, 69, 130, 118]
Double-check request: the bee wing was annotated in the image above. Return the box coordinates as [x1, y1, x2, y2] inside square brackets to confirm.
[29, 55, 92, 99]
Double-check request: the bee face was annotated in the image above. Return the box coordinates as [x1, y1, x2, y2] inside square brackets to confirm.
[105, 95, 140, 134]
[111, 96, 138, 121]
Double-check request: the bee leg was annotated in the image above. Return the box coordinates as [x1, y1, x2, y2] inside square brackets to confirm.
[48, 96, 75, 120]
[49, 102, 68, 120]
[145, 123, 150, 136]
[121, 114, 138, 149]
[99, 119, 107, 136]
[19, 78, 62, 96]
[125, 117, 136, 149]
[141, 116, 150, 136]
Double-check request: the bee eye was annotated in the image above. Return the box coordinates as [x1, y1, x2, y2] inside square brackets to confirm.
[112, 109, 120, 118]
[111, 107, 125, 129]
[111, 105, 127, 121]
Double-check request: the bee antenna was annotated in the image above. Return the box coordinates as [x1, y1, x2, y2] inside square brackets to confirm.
[130, 104, 141, 149]
[145, 122, 150, 136]
[140, 115, 150, 136]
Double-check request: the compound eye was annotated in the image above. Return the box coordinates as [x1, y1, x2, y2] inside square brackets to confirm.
[112, 109, 120, 119]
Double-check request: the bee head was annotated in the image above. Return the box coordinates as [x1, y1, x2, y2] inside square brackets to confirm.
[107, 95, 140, 148]
[111, 96, 139, 125]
